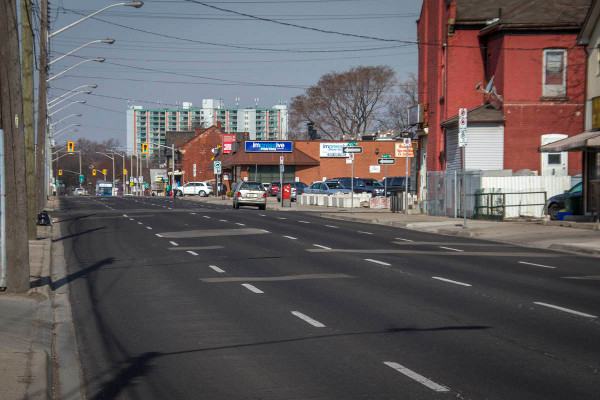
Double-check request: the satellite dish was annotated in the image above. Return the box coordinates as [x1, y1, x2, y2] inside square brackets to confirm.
[485, 76, 495, 93]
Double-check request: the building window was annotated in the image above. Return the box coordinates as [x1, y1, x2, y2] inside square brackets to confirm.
[547, 153, 561, 165]
[543, 49, 567, 98]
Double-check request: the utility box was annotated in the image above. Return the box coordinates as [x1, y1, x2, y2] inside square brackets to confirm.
[282, 183, 292, 208]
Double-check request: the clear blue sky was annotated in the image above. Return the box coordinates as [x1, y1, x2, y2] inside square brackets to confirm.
[46, 0, 422, 145]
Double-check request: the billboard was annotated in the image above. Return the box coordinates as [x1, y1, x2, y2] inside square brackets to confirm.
[223, 134, 236, 154]
[245, 141, 293, 152]
[319, 143, 348, 158]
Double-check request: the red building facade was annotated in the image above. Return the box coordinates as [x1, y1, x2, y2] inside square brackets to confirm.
[417, 0, 589, 184]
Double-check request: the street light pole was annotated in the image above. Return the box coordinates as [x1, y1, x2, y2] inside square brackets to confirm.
[49, 39, 114, 66]
[48, 90, 91, 109]
[47, 58, 105, 82]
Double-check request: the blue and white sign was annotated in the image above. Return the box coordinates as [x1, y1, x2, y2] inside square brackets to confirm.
[245, 141, 293, 152]
[319, 143, 348, 158]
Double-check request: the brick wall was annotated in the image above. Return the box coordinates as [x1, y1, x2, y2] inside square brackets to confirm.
[179, 126, 222, 183]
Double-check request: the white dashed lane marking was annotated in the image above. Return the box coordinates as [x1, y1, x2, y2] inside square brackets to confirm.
[291, 311, 325, 328]
[365, 259, 391, 266]
[241, 284, 264, 294]
[187, 251, 198, 256]
[313, 244, 331, 250]
[209, 265, 226, 274]
[169, 241, 179, 246]
[439, 246, 463, 252]
[325, 225, 339, 229]
[283, 236, 297, 240]
[384, 362, 449, 392]
[146, 226, 152, 230]
[155, 234, 163, 238]
[519, 261, 555, 269]
[432, 277, 472, 287]
[533, 302, 597, 318]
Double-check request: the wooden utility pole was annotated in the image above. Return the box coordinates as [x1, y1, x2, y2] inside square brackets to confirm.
[21, 0, 36, 239]
[0, 0, 31, 292]
[35, 0, 48, 213]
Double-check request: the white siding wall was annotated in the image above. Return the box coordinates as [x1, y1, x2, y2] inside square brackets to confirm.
[465, 124, 504, 170]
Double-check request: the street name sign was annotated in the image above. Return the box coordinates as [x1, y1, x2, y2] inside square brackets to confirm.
[343, 146, 363, 154]
[378, 158, 396, 165]
[382, 154, 392, 158]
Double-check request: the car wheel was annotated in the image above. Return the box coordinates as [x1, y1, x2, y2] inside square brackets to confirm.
[258, 204, 266, 210]
[548, 203, 559, 220]
[198, 190, 206, 197]
[234, 201, 239, 209]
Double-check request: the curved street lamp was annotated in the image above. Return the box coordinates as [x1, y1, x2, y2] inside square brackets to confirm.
[50, 113, 82, 128]
[48, 91, 92, 110]
[52, 123, 81, 137]
[48, 84, 97, 106]
[49, 100, 86, 117]
[49, 2, 143, 39]
[47, 58, 105, 82]
[49, 39, 115, 66]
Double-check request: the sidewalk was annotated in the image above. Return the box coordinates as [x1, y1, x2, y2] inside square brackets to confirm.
[0, 224, 54, 400]
[193, 195, 600, 257]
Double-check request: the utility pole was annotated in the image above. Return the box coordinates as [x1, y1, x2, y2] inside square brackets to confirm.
[21, 0, 36, 240]
[35, 0, 48, 212]
[0, 0, 31, 292]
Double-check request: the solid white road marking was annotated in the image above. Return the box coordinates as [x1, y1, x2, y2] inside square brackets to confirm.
[242, 284, 264, 294]
[313, 244, 331, 250]
[187, 251, 198, 256]
[365, 259, 391, 266]
[439, 246, 464, 252]
[432, 277, 472, 287]
[146, 226, 152, 230]
[291, 311, 325, 328]
[325, 225, 339, 228]
[358, 231, 373, 235]
[519, 261, 555, 269]
[155, 234, 163, 238]
[209, 265, 225, 273]
[284, 235, 297, 240]
[169, 241, 179, 246]
[299, 221, 310, 224]
[384, 362, 449, 392]
[533, 302, 597, 318]
[395, 238, 414, 242]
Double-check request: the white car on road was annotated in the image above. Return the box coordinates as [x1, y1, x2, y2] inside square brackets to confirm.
[174, 182, 213, 197]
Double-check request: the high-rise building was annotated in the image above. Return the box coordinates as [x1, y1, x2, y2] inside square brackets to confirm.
[126, 99, 288, 155]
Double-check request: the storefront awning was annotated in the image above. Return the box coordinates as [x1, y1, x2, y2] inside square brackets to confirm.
[538, 131, 600, 152]
[212, 147, 320, 169]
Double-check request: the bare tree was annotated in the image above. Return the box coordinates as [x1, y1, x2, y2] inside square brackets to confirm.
[289, 66, 396, 140]
[377, 73, 418, 134]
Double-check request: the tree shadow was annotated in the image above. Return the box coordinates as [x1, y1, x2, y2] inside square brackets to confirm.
[51, 257, 115, 291]
[52, 227, 105, 243]
[90, 325, 489, 399]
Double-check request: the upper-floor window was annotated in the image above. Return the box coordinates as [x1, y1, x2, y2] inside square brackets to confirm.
[543, 49, 567, 98]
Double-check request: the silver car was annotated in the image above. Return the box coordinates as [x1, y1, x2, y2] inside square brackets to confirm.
[233, 181, 267, 210]
[304, 181, 352, 195]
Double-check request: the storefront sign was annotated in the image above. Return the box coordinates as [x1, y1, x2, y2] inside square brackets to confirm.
[319, 143, 348, 157]
[223, 134, 236, 154]
[394, 143, 415, 157]
[593, 97, 600, 130]
[245, 141, 293, 152]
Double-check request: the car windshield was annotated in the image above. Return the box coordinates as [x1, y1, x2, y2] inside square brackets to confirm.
[569, 182, 582, 194]
[241, 183, 264, 191]
[370, 181, 384, 187]
[325, 182, 343, 189]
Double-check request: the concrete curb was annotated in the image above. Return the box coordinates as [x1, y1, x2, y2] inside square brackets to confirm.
[28, 350, 51, 400]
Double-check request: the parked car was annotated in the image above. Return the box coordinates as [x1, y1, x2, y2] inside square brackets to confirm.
[267, 181, 280, 196]
[361, 178, 385, 197]
[173, 181, 213, 197]
[72, 188, 84, 196]
[381, 176, 412, 197]
[233, 181, 267, 210]
[545, 181, 583, 220]
[276, 181, 308, 202]
[331, 177, 384, 197]
[304, 181, 352, 195]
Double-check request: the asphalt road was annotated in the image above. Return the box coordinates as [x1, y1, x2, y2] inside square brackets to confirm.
[55, 196, 600, 400]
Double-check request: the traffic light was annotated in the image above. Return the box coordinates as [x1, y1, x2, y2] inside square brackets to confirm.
[67, 141, 74, 152]
[102, 169, 107, 175]
[92, 169, 96, 176]
[58, 169, 63, 176]
[142, 142, 148, 154]
[124, 168, 127, 175]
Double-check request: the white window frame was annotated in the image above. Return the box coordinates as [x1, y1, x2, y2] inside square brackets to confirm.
[542, 49, 567, 98]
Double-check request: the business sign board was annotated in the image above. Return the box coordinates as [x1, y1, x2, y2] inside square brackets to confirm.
[245, 141, 293, 152]
[394, 143, 415, 157]
[223, 134, 236, 154]
[319, 143, 348, 158]
[370, 165, 381, 173]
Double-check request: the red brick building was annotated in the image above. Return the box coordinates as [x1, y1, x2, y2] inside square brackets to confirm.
[416, 0, 589, 196]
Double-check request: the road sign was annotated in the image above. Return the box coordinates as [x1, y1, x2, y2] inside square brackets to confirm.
[343, 146, 363, 154]
[403, 138, 411, 147]
[459, 108, 468, 147]
[214, 161, 222, 175]
[280, 155, 284, 165]
[79, 175, 84, 183]
[280, 164, 285, 172]
[378, 158, 396, 165]
[346, 142, 358, 146]
[193, 164, 197, 178]
[382, 154, 392, 158]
